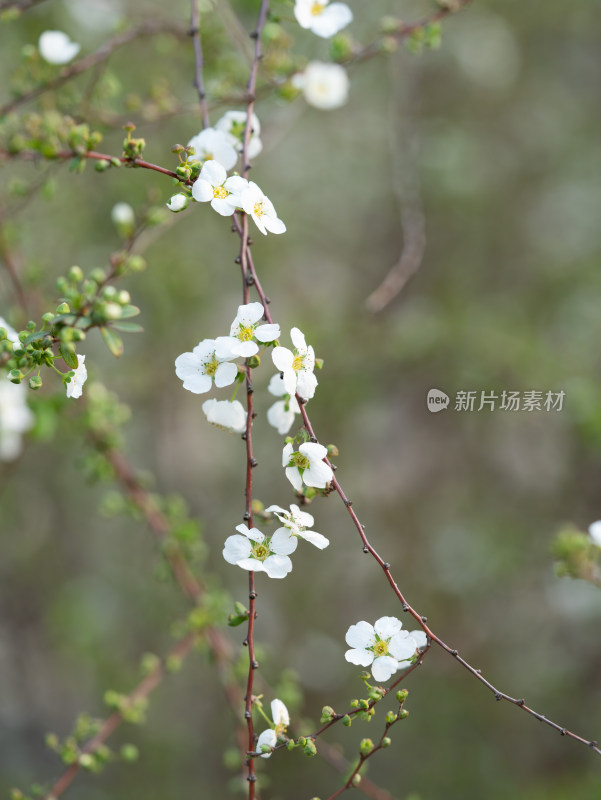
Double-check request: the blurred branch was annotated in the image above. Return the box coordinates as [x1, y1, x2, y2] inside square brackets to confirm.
[0, 210, 29, 313]
[366, 52, 425, 313]
[0, 20, 188, 117]
[0, 0, 47, 10]
[190, 0, 210, 128]
[318, 741, 398, 800]
[42, 632, 200, 800]
[209, 0, 254, 64]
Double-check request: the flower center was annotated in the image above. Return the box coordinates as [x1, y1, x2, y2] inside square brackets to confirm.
[252, 543, 270, 561]
[291, 453, 310, 469]
[203, 152, 214, 161]
[253, 201, 265, 218]
[213, 185, 229, 199]
[373, 639, 389, 658]
[238, 324, 255, 341]
[292, 355, 303, 371]
[205, 357, 218, 377]
[311, 1, 325, 15]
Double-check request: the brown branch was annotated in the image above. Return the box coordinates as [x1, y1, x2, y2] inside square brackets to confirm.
[0, 210, 29, 313]
[190, 0, 210, 128]
[43, 632, 199, 800]
[0, 20, 188, 118]
[0, 0, 47, 10]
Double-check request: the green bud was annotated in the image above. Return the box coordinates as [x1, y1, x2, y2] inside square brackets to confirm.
[29, 375, 43, 390]
[103, 285, 117, 299]
[380, 15, 401, 34]
[286, 740, 296, 751]
[45, 733, 59, 750]
[120, 744, 139, 762]
[314, 357, 324, 370]
[326, 443, 339, 458]
[0, 327, 6, 340]
[125, 255, 146, 273]
[56, 302, 70, 314]
[399, 709, 409, 720]
[166, 654, 183, 673]
[351, 774, 362, 787]
[303, 739, 317, 757]
[320, 705, 336, 723]
[350, 699, 359, 708]
[118, 290, 131, 305]
[176, 164, 192, 180]
[78, 753, 95, 770]
[359, 738, 374, 757]
[298, 737, 307, 747]
[8, 369, 23, 384]
[247, 354, 261, 369]
[382, 737, 392, 748]
[385, 711, 397, 724]
[342, 714, 352, 727]
[94, 159, 111, 172]
[105, 302, 122, 320]
[140, 652, 160, 676]
[42, 312, 55, 324]
[89, 268, 107, 284]
[396, 689, 409, 703]
[359, 699, 370, 710]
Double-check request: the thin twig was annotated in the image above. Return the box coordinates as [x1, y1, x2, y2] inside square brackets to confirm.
[190, 0, 210, 128]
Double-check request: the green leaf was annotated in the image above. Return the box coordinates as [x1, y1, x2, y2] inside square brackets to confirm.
[23, 331, 48, 346]
[59, 343, 78, 369]
[109, 321, 144, 333]
[100, 326, 123, 358]
[119, 304, 141, 319]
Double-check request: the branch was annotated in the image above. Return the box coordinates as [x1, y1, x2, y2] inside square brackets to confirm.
[190, 0, 210, 128]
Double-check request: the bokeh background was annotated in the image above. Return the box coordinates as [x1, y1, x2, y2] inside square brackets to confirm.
[1, 0, 600, 798]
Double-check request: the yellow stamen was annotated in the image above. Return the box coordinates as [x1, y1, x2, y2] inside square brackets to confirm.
[311, 1, 324, 15]
[373, 640, 389, 657]
[253, 201, 264, 218]
[238, 324, 254, 342]
[205, 358, 218, 377]
[213, 186, 229, 199]
[292, 355, 303, 371]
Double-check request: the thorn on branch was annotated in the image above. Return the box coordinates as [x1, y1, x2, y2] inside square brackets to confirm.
[344, 499, 353, 506]
[249, 590, 257, 599]
[402, 603, 409, 612]
[251, 412, 258, 419]
[250, 31, 259, 39]
[243, 511, 251, 521]
[234, 256, 241, 264]
[243, 638, 249, 646]
[517, 698, 525, 706]
[247, 384, 254, 394]
[252, 660, 259, 669]
[560, 728, 566, 736]
[450, 649, 458, 656]
[241, 433, 247, 440]
[495, 693, 502, 701]
[362, 546, 369, 553]
[247, 775, 257, 782]
[421, 615, 427, 622]
[589, 740, 598, 748]
[250, 458, 258, 468]
[247, 236, 253, 246]
[383, 562, 390, 569]
[265, 296, 271, 304]
[310, 436, 317, 443]
[246, 274, 255, 286]
[245, 710, 252, 719]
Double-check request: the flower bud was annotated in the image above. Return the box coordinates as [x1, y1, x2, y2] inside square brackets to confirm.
[247, 354, 261, 369]
[56, 302, 70, 314]
[396, 689, 409, 703]
[382, 737, 392, 748]
[342, 714, 352, 727]
[351, 774, 362, 787]
[29, 375, 43, 390]
[303, 739, 317, 757]
[359, 738, 374, 757]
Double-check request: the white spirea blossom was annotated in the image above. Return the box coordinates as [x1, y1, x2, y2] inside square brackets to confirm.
[38, 31, 81, 64]
[272, 327, 317, 401]
[216, 110, 263, 159]
[266, 503, 329, 549]
[589, 521, 601, 547]
[111, 202, 134, 226]
[0, 382, 34, 461]
[216, 302, 280, 359]
[175, 339, 238, 394]
[166, 193, 189, 212]
[202, 399, 247, 434]
[237, 181, 286, 236]
[294, 0, 353, 38]
[345, 617, 428, 682]
[294, 61, 349, 110]
[187, 128, 238, 171]
[282, 441, 333, 491]
[222, 523, 296, 578]
[257, 699, 290, 758]
[66, 355, 87, 399]
[191, 161, 243, 216]
[267, 373, 301, 435]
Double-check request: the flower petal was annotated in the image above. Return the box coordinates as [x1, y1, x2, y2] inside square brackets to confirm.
[223, 534, 252, 565]
[285, 466, 303, 492]
[388, 632, 419, 662]
[300, 441, 328, 461]
[257, 729, 277, 758]
[303, 459, 333, 488]
[345, 648, 374, 667]
[345, 621, 376, 649]
[237, 557, 266, 572]
[374, 616, 402, 640]
[298, 530, 329, 549]
[271, 699, 290, 726]
[235, 524, 264, 542]
[255, 323, 281, 343]
[272, 346, 293, 371]
[263, 554, 293, 578]
[270, 527, 298, 556]
[371, 655, 398, 683]
[214, 361, 238, 388]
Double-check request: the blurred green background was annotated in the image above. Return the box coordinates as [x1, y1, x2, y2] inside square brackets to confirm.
[1, 0, 600, 798]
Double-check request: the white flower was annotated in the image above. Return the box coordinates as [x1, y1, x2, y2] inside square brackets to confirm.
[266, 503, 329, 549]
[215, 110, 263, 159]
[66, 355, 87, 399]
[272, 327, 317, 401]
[293, 0, 353, 38]
[267, 373, 301, 435]
[282, 441, 333, 492]
[223, 523, 296, 578]
[294, 61, 349, 110]
[0, 381, 33, 461]
[111, 202, 134, 226]
[589, 521, 601, 547]
[202, 399, 247, 433]
[175, 338, 238, 394]
[257, 698, 290, 758]
[215, 302, 280, 359]
[187, 127, 238, 171]
[345, 617, 428, 683]
[191, 161, 243, 216]
[166, 193, 189, 212]
[38, 30, 81, 64]
[238, 181, 286, 236]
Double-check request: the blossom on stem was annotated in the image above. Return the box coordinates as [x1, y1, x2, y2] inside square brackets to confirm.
[589, 521, 601, 547]
[293, 0, 353, 38]
[272, 327, 317, 400]
[0, 382, 33, 461]
[175, 339, 238, 394]
[345, 616, 428, 682]
[38, 30, 81, 64]
[257, 699, 290, 758]
[216, 110, 263, 159]
[282, 441, 333, 491]
[66, 355, 87, 399]
[187, 128, 238, 171]
[191, 161, 245, 216]
[267, 373, 301, 435]
[294, 61, 349, 110]
[216, 302, 280, 359]
[237, 181, 286, 236]
[222, 524, 296, 578]
[202, 399, 246, 433]
[265, 503, 329, 549]
[111, 203, 135, 226]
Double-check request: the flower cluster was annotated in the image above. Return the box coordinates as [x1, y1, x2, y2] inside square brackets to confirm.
[345, 617, 428, 682]
[256, 699, 290, 758]
[293, 0, 353, 38]
[167, 111, 285, 236]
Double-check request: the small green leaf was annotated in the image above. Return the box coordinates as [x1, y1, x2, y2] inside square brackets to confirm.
[59, 343, 78, 369]
[119, 304, 141, 319]
[110, 321, 144, 333]
[100, 326, 123, 358]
